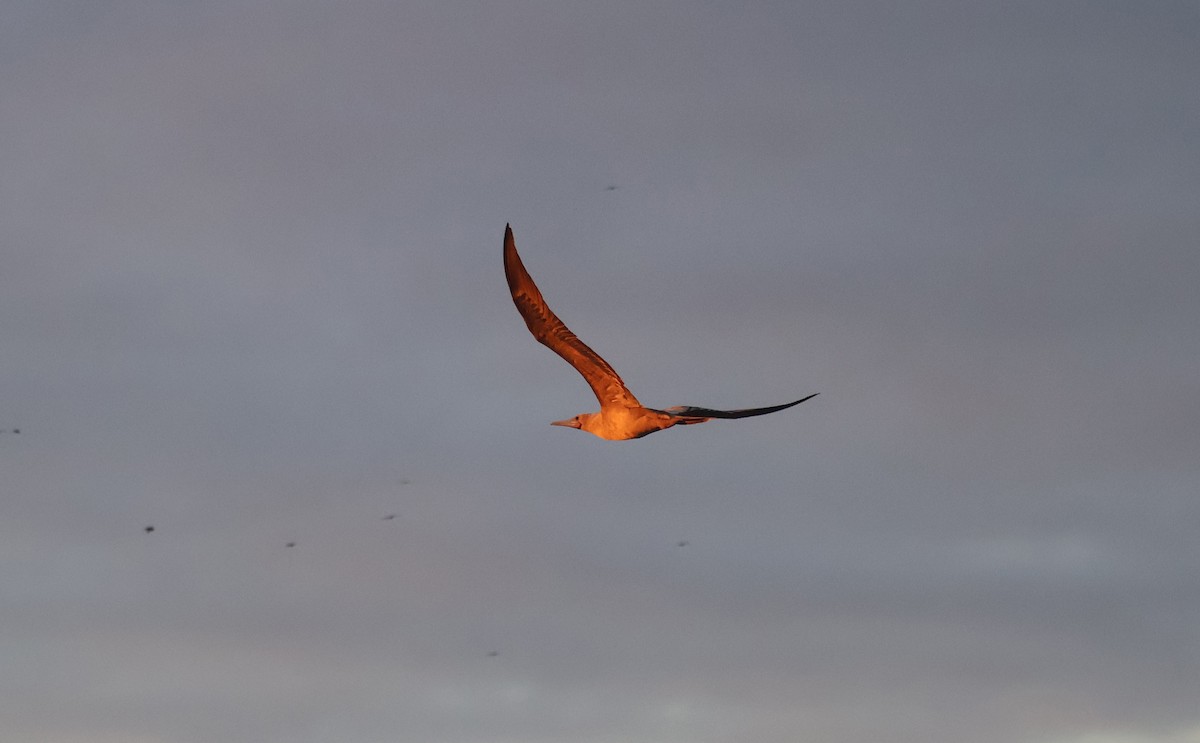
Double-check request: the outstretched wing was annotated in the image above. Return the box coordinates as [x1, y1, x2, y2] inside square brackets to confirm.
[504, 224, 641, 409]
[663, 393, 818, 420]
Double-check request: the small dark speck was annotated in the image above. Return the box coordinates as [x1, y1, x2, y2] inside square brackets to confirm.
[400, 478, 411, 485]
[676, 540, 689, 547]
[285, 542, 296, 548]
[144, 526, 155, 533]
[605, 185, 619, 191]
[11, 429, 18, 434]
[382, 514, 397, 520]
[486, 651, 499, 657]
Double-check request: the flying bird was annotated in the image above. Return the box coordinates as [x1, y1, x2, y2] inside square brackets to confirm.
[503, 224, 817, 440]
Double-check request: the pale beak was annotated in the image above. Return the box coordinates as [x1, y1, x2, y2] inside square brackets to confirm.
[550, 418, 580, 428]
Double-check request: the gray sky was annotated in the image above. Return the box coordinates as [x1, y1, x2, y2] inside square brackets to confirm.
[2, 2, 1199, 742]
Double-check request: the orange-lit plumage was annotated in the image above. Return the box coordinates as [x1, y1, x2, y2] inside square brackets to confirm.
[503, 224, 816, 440]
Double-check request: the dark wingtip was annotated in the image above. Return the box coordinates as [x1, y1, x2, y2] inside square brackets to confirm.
[503, 224, 522, 293]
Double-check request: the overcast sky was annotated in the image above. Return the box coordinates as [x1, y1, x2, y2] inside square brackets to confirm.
[2, 2, 1199, 742]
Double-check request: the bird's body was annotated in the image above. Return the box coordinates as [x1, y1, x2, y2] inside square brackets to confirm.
[503, 224, 816, 440]
[554, 406, 684, 441]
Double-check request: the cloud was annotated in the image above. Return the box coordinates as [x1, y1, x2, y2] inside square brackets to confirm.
[1043, 724, 1200, 743]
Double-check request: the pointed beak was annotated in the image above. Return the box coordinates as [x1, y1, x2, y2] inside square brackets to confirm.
[550, 418, 580, 429]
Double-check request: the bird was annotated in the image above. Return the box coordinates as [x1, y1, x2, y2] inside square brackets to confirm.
[503, 223, 817, 440]
[144, 525, 155, 533]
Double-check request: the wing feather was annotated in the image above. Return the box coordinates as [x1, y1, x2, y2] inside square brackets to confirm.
[663, 393, 818, 420]
[504, 224, 640, 409]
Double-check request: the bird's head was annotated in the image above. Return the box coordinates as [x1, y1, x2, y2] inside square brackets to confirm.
[549, 410, 597, 432]
[550, 414, 585, 430]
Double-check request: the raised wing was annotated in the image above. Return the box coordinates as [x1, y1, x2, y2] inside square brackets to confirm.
[663, 393, 818, 420]
[504, 224, 641, 409]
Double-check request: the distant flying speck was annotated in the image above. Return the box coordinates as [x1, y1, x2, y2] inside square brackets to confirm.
[486, 650, 499, 657]
[144, 525, 155, 533]
[381, 514, 397, 520]
[605, 185, 619, 191]
[285, 542, 296, 548]
[677, 540, 689, 547]
[400, 478, 411, 485]
[504, 224, 817, 440]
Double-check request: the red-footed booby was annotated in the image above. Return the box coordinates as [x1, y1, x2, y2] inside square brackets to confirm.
[504, 224, 816, 440]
